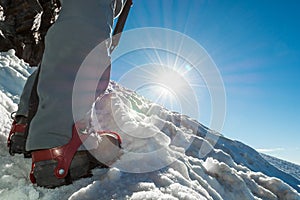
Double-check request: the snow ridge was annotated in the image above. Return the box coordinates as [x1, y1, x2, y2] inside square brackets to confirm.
[262, 154, 300, 181]
[0, 51, 299, 200]
[87, 82, 300, 199]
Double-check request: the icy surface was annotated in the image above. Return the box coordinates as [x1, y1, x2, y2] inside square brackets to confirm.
[0, 50, 299, 199]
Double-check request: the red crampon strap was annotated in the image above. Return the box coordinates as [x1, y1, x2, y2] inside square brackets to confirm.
[7, 120, 27, 148]
[97, 130, 122, 148]
[30, 123, 89, 183]
[29, 163, 36, 183]
[29, 123, 123, 183]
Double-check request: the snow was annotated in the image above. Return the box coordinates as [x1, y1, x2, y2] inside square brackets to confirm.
[0, 50, 299, 200]
[261, 153, 300, 181]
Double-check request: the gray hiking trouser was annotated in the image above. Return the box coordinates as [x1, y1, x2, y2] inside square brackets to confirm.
[16, 69, 38, 117]
[21, 0, 125, 151]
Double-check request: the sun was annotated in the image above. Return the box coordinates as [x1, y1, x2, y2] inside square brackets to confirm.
[128, 62, 198, 115]
[155, 69, 185, 93]
[114, 27, 226, 133]
[115, 47, 205, 118]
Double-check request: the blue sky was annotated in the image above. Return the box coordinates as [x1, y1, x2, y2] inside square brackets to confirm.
[111, 0, 300, 164]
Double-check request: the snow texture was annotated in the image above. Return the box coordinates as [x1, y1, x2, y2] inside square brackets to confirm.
[0, 50, 299, 199]
[261, 154, 300, 181]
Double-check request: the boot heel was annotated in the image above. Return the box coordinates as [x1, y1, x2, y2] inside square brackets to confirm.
[33, 151, 93, 188]
[33, 160, 68, 188]
[7, 116, 30, 157]
[9, 134, 26, 155]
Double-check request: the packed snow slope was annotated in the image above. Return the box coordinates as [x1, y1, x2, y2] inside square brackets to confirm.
[0, 50, 299, 200]
[262, 154, 300, 182]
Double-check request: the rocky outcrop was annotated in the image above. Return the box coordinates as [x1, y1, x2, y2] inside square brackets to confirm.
[0, 0, 61, 66]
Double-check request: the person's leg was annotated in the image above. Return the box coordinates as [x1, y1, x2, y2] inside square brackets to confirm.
[16, 69, 38, 117]
[26, 0, 125, 188]
[26, 0, 114, 151]
[8, 70, 38, 156]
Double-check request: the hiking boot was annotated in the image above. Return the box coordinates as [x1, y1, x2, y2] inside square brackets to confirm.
[32, 151, 102, 188]
[7, 114, 31, 158]
[30, 124, 122, 188]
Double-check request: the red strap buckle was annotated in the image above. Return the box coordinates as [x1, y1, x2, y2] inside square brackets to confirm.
[7, 120, 27, 147]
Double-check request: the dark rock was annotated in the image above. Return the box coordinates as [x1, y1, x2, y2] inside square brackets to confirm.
[0, 0, 61, 66]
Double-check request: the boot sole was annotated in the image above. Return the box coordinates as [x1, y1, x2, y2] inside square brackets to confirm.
[9, 134, 31, 158]
[33, 151, 94, 188]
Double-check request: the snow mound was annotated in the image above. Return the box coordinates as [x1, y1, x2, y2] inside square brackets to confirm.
[0, 51, 299, 200]
[0, 49, 33, 103]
